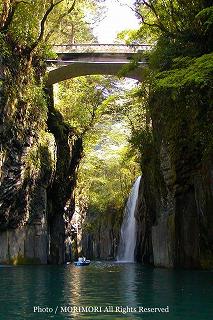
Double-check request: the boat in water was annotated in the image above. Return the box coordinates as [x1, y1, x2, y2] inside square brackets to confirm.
[74, 257, 91, 266]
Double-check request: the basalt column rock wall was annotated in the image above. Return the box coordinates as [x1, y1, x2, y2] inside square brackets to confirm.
[81, 208, 121, 260]
[0, 47, 84, 265]
[135, 141, 213, 269]
[46, 86, 83, 264]
[0, 54, 55, 264]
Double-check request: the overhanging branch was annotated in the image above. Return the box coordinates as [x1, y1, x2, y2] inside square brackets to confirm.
[44, 0, 76, 43]
[29, 0, 70, 52]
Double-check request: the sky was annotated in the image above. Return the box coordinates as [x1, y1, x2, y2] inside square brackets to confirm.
[93, 0, 139, 43]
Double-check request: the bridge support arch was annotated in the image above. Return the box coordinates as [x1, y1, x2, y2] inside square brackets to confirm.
[47, 61, 146, 85]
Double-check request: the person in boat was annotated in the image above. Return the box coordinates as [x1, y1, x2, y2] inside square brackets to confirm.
[78, 257, 86, 262]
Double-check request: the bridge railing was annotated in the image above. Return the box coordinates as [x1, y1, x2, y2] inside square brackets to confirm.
[53, 43, 152, 54]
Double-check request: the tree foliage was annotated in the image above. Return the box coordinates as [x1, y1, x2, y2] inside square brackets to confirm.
[75, 115, 140, 232]
[0, 0, 104, 57]
[54, 74, 141, 228]
[55, 75, 120, 135]
[119, 0, 212, 186]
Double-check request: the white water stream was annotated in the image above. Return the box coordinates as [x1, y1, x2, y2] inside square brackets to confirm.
[117, 176, 141, 262]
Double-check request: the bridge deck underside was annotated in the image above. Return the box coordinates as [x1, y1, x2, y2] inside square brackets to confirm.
[47, 61, 147, 84]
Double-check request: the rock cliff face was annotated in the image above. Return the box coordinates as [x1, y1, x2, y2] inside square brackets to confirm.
[81, 208, 121, 260]
[46, 86, 83, 264]
[0, 55, 82, 264]
[135, 142, 213, 269]
[0, 54, 52, 264]
[134, 52, 213, 269]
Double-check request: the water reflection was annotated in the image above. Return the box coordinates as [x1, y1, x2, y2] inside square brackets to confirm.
[66, 265, 83, 318]
[117, 263, 137, 306]
[0, 263, 212, 319]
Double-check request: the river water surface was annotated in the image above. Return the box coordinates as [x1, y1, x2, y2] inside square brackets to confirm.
[0, 262, 212, 319]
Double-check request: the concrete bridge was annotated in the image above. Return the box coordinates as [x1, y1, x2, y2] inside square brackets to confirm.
[47, 44, 151, 84]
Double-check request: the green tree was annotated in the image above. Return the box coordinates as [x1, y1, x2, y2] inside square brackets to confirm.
[54, 75, 141, 252]
[119, 0, 213, 267]
[0, 0, 106, 264]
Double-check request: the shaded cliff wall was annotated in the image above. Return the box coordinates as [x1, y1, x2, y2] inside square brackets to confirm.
[46, 86, 83, 264]
[0, 54, 82, 264]
[133, 0, 213, 269]
[0, 49, 55, 263]
[135, 80, 213, 269]
[81, 207, 122, 260]
[136, 148, 213, 269]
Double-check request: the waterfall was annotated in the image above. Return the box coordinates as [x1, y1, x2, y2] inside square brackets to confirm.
[117, 176, 141, 262]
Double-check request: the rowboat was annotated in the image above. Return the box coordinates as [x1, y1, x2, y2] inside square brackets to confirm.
[74, 257, 90, 266]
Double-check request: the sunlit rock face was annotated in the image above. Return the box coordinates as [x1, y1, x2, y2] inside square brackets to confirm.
[0, 225, 48, 264]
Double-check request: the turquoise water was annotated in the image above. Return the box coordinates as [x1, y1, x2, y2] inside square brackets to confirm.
[0, 262, 212, 319]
